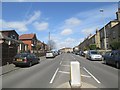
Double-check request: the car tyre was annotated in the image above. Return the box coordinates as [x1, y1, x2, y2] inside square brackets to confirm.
[15, 65, 19, 67]
[116, 62, 120, 69]
[29, 62, 32, 67]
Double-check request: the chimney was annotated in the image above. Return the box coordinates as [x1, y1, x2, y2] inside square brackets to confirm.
[116, 1, 120, 21]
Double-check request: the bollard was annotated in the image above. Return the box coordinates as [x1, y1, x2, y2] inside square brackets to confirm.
[70, 61, 81, 88]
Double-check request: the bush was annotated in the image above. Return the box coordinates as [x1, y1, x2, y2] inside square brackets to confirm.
[89, 44, 96, 50]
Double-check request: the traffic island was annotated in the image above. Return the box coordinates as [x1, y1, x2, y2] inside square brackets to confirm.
[57, 81, 97, 88]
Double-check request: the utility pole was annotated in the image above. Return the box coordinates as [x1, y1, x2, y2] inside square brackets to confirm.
[100, 9, 107, 51]
[49, 32, 51, 51]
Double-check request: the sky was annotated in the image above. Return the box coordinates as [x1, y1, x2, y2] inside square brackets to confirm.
[1, 2, 119, 49]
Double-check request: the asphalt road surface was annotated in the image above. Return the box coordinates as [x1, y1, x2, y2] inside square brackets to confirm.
[2, 53, 119, 88]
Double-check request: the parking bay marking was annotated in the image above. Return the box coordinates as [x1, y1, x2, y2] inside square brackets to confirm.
[59, 71, 70, 74]
[83, 67, 101, 84]
[61, 65, 70, 67]
[50, 68, 59, 84]
[81, 74, 91, 78]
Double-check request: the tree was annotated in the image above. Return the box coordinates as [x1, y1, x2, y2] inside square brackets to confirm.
[47, 40, 56, 50]
[110, 41, 120, 50]
[89, 44, 96, 50]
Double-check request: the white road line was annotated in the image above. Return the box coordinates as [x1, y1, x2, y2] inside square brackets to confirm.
[59, 71, 70, 74]
[61, 65, 69, 67]
[60, 61, 62, 65]
[72, 56, 75, 60]
[81, 74, 91, 78]
[50, 68, 59, 84]
[83, 67, 101, 84]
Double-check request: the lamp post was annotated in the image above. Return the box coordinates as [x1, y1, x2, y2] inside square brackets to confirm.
[100, 9, 107, 51]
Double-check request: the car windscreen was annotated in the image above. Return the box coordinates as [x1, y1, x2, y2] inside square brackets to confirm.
[91, 51, 98, 54]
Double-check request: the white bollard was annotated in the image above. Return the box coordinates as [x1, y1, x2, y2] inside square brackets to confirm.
[70, 61, 81, 88]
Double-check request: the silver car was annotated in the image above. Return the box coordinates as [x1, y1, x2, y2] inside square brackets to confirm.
[46, 51, 55, 58]
[87, 50, 102, 60]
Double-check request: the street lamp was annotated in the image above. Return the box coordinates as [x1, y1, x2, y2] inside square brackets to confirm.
[100, 9, 107, 51]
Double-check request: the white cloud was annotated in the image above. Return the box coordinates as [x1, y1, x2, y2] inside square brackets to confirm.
[1, 10, 43, 32]
[65, 17, 81, 26]
[33, 22, 49, 31]
[26, 11, 41, 24]
[65, 38, 75, 42]
[81, 28, 95, 36]
[61, 29, 73, 35]
[1, 19, 28, 32]
[7, 21, 28, 32]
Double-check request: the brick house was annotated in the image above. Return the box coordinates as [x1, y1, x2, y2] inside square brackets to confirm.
[19, 34, 37, 53]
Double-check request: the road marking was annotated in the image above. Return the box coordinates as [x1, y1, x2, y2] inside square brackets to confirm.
[59, 71, 70, 74]
[61, 65, 69, 67]
[72, 56, 76, 60]
[60, 61, 62, 65]
[81, 74, 91, 78]
[50, 68, 59, 84]
[83, 67, 101, 84]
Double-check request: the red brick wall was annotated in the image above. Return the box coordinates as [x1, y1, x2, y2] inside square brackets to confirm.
[22, 40, 32, 50]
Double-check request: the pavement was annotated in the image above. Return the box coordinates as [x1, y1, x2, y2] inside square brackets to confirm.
[0, 56, 45, 76]
[1, 53, 119, 88]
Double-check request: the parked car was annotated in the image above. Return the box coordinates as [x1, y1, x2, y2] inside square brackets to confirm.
[46, 51, 55, 58]
[53, 51, 59, 56]
[79, 51, 84, 56]
[86, 50, 102, 61]
[103, 50, 120, 69]
[13, 53, 40, 67]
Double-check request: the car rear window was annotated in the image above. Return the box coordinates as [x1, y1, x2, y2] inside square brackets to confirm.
[91, 51, 98, 54]
[15, 53, 28, 58]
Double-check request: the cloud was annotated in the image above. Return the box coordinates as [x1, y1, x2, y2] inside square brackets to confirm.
[1, 10, 43, 32]
[81, 28, 96, 36]
[65, 17, 81, 26]
[26, 11, 41, 24]
[33, 22, 49, 31]
[7, 21, 28, 32]
[61, 29, 73, 35]
[65, 38, 75, 42]
[1, 19, 28, 32]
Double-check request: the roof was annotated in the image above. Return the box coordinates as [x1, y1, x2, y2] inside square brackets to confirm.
[0, 32, 9, 39]
[19, 34, 36, 40]
[0, 30, 19, 36]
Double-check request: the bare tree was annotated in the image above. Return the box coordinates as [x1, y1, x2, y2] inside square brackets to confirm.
[47, 40, 56, 51]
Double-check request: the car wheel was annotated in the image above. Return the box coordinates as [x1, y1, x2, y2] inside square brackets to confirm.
[29, 62, 32, 67]
[116, 62, 120, 69]
[15, 65, 19, 67]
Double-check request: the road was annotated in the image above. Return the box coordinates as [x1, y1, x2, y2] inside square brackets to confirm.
[2, 53, 119, 88]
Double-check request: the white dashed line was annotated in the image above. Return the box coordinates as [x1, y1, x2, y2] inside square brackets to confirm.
[72, 56, 76, 60]
[50, 68, 59, 84]
[60, 61, 62, 65]
[83, 67, 101, 84]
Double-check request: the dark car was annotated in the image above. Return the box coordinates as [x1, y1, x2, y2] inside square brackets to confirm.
[103, 50, 120, 69]
[13, 53, 40, 67]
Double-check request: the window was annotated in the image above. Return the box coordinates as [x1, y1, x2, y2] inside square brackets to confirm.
[113, 31, 116, 39]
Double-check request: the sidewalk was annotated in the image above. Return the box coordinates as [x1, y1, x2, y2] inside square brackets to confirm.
[0, 56, 46, 76]
[0, 64, 20, 76]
